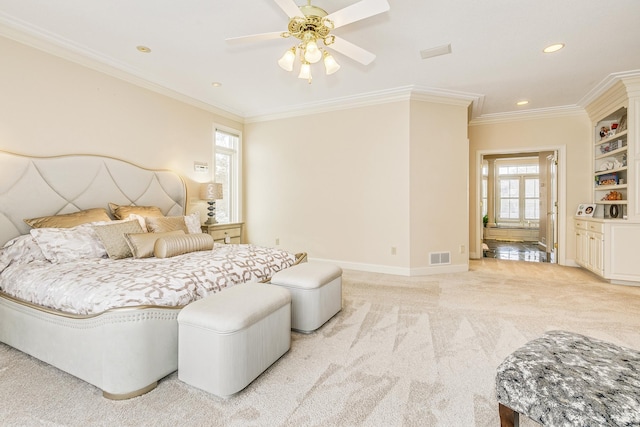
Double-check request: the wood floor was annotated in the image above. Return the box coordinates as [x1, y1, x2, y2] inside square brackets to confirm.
[483, 239, 553, 263]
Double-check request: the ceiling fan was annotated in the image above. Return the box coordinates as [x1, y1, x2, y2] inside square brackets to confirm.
[226, 0, 390, 82]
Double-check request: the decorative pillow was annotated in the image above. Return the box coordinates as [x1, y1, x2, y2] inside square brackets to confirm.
[93, 220, 145, 259]
[30, 223, 109, 263]
[124, 230, 185, 259]
[0, 234, 48, 273]
[145, 216, 189, 234]
[24, 208, 111, 229]
[126, 213, 147, 230]
[109, 203, 164, 220]
[154, 233, 214, 258]
[184, 211, 202, 234]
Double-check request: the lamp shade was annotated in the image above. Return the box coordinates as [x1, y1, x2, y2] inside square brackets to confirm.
[298, 62, 311, 80]
[323, 52, 340, 75]
[200, 182, 223, 200]
[278, 48, 296, 71]
[304, 40, 322, 64]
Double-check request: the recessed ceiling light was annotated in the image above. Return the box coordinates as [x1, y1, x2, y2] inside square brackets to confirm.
[211, 82, 222, 87]
[543, 43, 564, 53]
[136, 45, 152, 53]
[516, 100, 529, 106]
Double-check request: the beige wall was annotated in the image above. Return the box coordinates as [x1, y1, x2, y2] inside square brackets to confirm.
[409, 100, 469, 273]
[468, 114, 592, 265]
[0, 36, 243, 214]
[245, 98, 470, 275]
[244, 102, 411, 273]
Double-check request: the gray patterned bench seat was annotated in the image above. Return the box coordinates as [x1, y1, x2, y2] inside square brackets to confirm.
[496, 330, 640, 427]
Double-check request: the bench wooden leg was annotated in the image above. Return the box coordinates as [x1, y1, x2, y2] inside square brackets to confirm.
[499, 403, 519, 427]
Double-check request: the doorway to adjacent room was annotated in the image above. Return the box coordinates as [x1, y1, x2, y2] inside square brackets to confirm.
[477, 148, 562, 264]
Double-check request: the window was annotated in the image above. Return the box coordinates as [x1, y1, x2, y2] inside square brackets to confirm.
[214, 127, 241, 223]
[496, 159, 539, 224]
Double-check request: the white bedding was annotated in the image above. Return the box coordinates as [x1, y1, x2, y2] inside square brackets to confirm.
[0, 239, 297, 315]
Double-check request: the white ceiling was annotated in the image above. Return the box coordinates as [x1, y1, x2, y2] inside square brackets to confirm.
[1, 0, 640, 121]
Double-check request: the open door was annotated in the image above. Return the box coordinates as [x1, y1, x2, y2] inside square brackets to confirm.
[539, 151, 558, 263]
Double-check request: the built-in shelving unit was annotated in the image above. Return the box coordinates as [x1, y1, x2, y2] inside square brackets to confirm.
[575, 75, 640, 285]
[593, 109, 628, 219]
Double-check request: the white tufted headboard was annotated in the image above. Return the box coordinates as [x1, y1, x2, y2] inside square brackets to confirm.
[0, 151, 186, 246]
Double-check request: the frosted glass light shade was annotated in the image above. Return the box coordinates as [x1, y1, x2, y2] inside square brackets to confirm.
[323, 52, 340, 75]
[298, 62, 311, 80]
[200, 182, 223, 200]
[304, 41, 322, 64]
[278, 49, 296, 71]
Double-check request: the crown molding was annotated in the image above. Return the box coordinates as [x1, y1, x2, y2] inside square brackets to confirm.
[469, 105, 587, 126]
[245, 85, 483, 123]
[244, 86, 413, 123]
[472, 70, 640, 126]
[409, 86, 480, 107]
[0, 15, 244, 123]
[577, 70, 640, 109]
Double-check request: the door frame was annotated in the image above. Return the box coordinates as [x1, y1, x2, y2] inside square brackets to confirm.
[475, 145, 567, 265]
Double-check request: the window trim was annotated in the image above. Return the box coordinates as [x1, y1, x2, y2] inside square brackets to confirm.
[213, 124, 242, 223]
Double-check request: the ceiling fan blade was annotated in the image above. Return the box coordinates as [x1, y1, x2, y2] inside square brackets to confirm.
[274, 0, 302, 18]
[326, 0, 390, 29]
[329, 36, 376, 65]
[225, 31, 284, 45]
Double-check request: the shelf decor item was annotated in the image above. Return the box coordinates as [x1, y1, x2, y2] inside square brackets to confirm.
[610, 204, 620, 218]
[598, 173, 618, 186]
[199, 182, 223, 225]
[575, 203, 596, 217]
[618, 113, 627, 132]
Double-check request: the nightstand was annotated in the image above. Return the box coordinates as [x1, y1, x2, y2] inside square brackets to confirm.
[201, 222, 244, 244]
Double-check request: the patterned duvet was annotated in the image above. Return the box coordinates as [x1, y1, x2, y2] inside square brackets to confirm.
[0, 243, 298, 315]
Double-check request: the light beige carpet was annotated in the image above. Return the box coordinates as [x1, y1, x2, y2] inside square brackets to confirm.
[1, 259, 639, 426]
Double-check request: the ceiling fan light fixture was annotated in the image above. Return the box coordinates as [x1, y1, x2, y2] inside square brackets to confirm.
[225, 0, 390, 83]
[323, 51, 340, 75]
[278, 47, 296, 71]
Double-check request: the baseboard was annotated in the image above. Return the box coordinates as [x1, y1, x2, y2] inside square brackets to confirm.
[308, 257, 469, 277]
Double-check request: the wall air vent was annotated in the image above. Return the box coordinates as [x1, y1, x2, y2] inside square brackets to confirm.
[429, 252, 451, 265]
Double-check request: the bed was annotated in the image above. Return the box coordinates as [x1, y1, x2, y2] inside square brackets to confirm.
[0, 151, 305, 399]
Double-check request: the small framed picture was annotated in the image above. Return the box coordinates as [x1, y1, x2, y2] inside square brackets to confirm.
[575, 203, 596, 217]
[618, 114, 627, 132]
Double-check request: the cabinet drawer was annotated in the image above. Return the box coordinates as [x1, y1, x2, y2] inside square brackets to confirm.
[574, 220, 587, 230]
[587, 222, 604, 234]
[209, 227, 242, 241]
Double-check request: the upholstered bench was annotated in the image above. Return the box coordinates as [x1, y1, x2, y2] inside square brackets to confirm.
[177, 283, 291, 397]
[496, 330, 640, 427]
[270, 262, 342, 333]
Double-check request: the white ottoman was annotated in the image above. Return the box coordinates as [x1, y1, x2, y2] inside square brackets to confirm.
[270, 262, 342, 333]
[177, 283, 291, 397]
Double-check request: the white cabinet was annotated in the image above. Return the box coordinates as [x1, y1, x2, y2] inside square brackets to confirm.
[587, 229, 604, 276]
[574, 218, 640, 284]
[574, 219, 603, 277]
